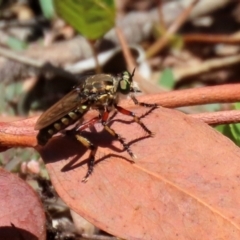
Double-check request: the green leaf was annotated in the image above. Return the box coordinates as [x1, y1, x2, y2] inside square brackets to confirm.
[54, 0, 115, 40]
[7, 37, 27, 50]
[230, 124, 240, 145]
[234, 102, 240, 110]
[216, 124, 240, 146]
[39, 0, 55, 19]
[216, 102, 240, 146]
[159, 68, 175, 89]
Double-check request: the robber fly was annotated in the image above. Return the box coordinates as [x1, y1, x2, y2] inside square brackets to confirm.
[35, 69, 158, 182]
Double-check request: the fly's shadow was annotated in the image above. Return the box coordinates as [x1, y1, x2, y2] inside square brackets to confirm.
[39, 124, 152, 173]
[61, 153, 133, 173]
[60, 129, 151, 173]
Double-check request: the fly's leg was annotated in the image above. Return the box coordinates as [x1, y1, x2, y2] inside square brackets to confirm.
[115, 94, 158, 136]
[101, 110, 136, 159]
[130, 94, 158, 109]
[75, 116, 100, 182]
[75, 134, 97, 182]
[115, 105, 155, 136]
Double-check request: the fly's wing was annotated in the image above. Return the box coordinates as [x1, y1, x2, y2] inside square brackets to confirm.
[35, 87, 88, 130]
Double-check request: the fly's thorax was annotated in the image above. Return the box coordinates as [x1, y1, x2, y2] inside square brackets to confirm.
[83, 74, 116, 94]
[81, 74, 119, 109]
[90, 92, 118, 109]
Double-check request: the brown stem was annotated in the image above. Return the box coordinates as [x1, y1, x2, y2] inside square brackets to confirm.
[157, 0, 166, 30]
[116, 26, 163, 93]
[191, 110, 240, 125]
[0, 46, 43, 67]
[146, 0, 200, 58]
[126, 83, 240, 109]
[184, 33, 240, 45]
[88, 39, 101, 74]
[115, 27, 136, 71]
[174, 54, 240, 82]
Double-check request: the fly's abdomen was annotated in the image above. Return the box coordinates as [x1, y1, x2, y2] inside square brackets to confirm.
[37, 109, 86, 146]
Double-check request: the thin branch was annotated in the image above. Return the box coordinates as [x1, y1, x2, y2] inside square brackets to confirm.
[123, 83, 240, 109]
[157, 0, 167, 30]
[0, 46, 43, 67]
[183, 32, 240, 44]
[87, 39, 102, 74]
[191, 110, 240, 125]
[174, 54, 240, 81]
[146, 0, 200, 58]
[115, 26, 163, 93]
[115, 26, 136, 71]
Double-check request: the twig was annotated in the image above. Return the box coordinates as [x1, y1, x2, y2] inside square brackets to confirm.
[157, 0, 166, 30]
[191, 110, 240, 125]
[88, 39, 102, 74]
[0, 46, 43, 67]
[146, 0, 200, 58]
[123, 83, 240, 109]
[183, 32, 240, 44]
[115, 27, 163, 93]
[174, 54, 240, 82]
[115, 26, 136, 71]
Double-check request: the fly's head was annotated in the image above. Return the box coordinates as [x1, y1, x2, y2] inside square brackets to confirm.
[117, 69, 139, 95]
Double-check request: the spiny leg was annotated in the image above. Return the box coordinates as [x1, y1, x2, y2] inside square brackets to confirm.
[139, 106, 158, 120]
[115, 105, 154, 136]
[101, 110, 136, 159]
[130, 94, 158, 108]
[75, 134, 97, 182]
[75, 117, 100, 182]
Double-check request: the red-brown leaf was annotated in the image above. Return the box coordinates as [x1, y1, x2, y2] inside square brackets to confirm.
[39, 107, 240, 239]
[0, 169, 46, 240]
[1, 98, 240, 239]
